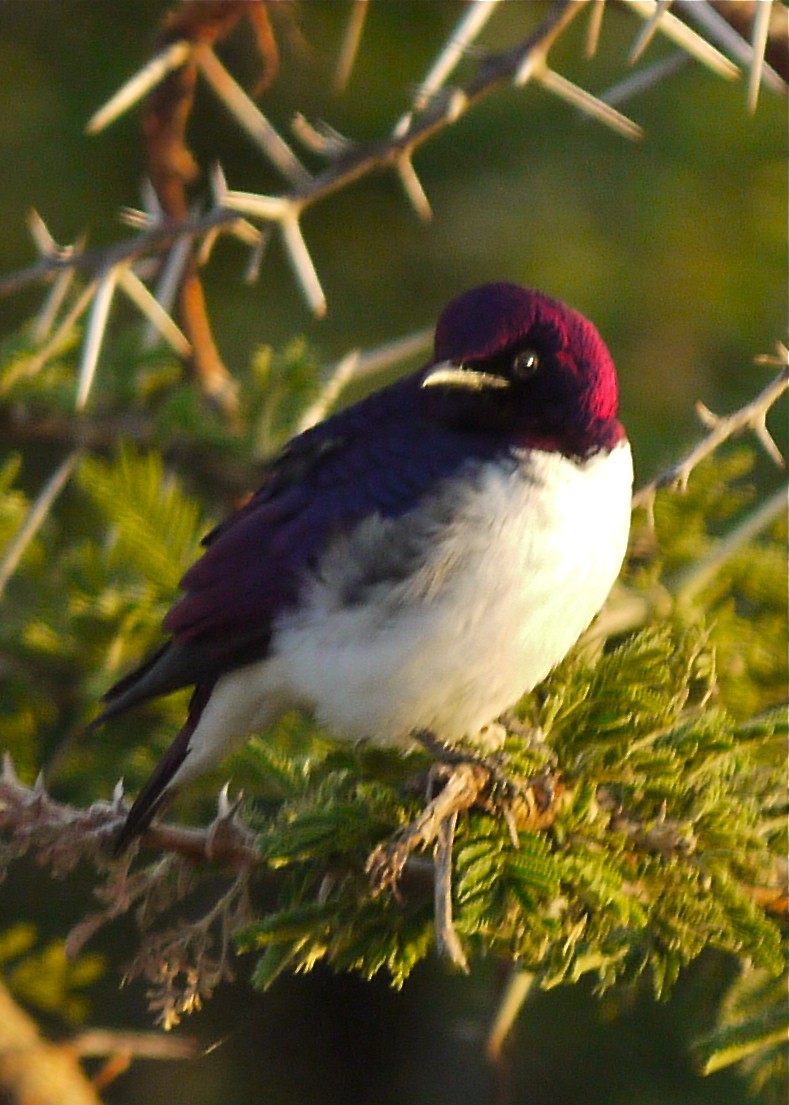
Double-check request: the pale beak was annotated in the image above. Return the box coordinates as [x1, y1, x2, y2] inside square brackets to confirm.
[421, 359, 510, 392]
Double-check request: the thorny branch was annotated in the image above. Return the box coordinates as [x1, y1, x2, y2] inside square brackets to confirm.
[632, 345, 789, 512]
[2, 0, 778, 304]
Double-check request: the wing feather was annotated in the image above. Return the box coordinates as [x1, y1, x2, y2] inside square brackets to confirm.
[95, 370, 506, 722]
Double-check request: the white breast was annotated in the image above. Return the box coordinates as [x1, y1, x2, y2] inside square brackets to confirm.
[272, 441, 633, 747]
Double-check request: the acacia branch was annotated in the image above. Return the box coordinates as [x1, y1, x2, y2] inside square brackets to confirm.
[0, 756, 259, 870]
[0, 1, 586, 300]
[632, 353, 788, 510]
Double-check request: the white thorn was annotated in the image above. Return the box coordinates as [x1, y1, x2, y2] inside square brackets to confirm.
[242, 225, 272, 283]
[753, 417, 785, 468]
[27, 209, 58, 255]
[333, 0, 369, 93]
[446, 89, 468, 124]
[118, 207, 154, 231]
[33, 267, 78, 344]
[600, 53, 689, 110]
[586, 0, 607, 59]
[747, 0, 772, 113]
[228, 218, 265, 248]
[619, 0, 739, 81]
[695, 400, 720, 429]
[537, 68, 644, 140]
[218, 782, 232, 819]
[211, 162, 229, 205]
[2, 752, 20, 786]
[216, 174, 291, 222]
[195, 46, 312, 187]
[112, 779, 126, 810]
[391, 111, 413, 139]
[396, 154, 432, 221]
[86, 40, 193, 135]
[675, 0, 784, 92]
[412, 0, 502, 113]
[628, 0, 673, 65]
[76, 267, 120, 411]
[280, 213, 327, 318]
[118, 266, 192, 358]
[141, 177, 163, 217]
[0, 450, 83, 602]
[291, 114, 353, 158]
[297, 350, 361, 433]
[513, 49, 546, 89]
[142, 233, 193, 346]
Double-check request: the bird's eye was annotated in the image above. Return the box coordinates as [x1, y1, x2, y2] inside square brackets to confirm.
[511, 349, 540, 378]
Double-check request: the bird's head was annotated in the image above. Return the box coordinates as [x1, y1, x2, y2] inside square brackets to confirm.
[421, 282, 624, 457]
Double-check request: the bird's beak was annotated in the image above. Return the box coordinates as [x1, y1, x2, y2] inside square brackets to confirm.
[421, 359, 510, 392]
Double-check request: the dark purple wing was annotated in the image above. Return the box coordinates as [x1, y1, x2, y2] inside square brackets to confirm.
[95, 369, 503, 723]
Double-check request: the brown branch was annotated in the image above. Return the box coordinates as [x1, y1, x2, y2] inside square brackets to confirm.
[0, 759, 259, 871]
[143, 3, 272, 424]
[0, 1, 585, 299]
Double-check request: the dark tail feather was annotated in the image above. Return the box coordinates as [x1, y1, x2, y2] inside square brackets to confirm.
[113, 683, 212, 855]
[88, 643, 173, 731]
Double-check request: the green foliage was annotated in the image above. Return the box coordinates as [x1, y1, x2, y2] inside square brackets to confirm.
[0, 445, 208, 791]
[78, 447, 204, 593]
[237, 624, 785, 1002]
[246, 339, 322, 455]
[694, 968, 788, 1103]
[628, 451, 788, 717]
[0, 924, 104, 1024]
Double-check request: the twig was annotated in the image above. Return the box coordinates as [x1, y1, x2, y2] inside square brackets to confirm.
[632, 355, 788, 511]
[366, 762, 491, 896]
[433, 810, 469, 972]
[70, 1028, 197, 1061]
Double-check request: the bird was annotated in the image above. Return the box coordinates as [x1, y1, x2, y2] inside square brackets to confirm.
[95, 282, 633, 852]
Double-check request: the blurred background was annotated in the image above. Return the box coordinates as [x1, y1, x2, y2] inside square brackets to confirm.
[0, 2, 786, 1103]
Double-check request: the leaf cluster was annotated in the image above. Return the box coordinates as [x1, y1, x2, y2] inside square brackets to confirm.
[237, 623, 785, 1004]
[0, 923, 104, 1024]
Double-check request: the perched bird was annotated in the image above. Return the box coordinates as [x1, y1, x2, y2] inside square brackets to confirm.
[97, 283, 633, 851]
